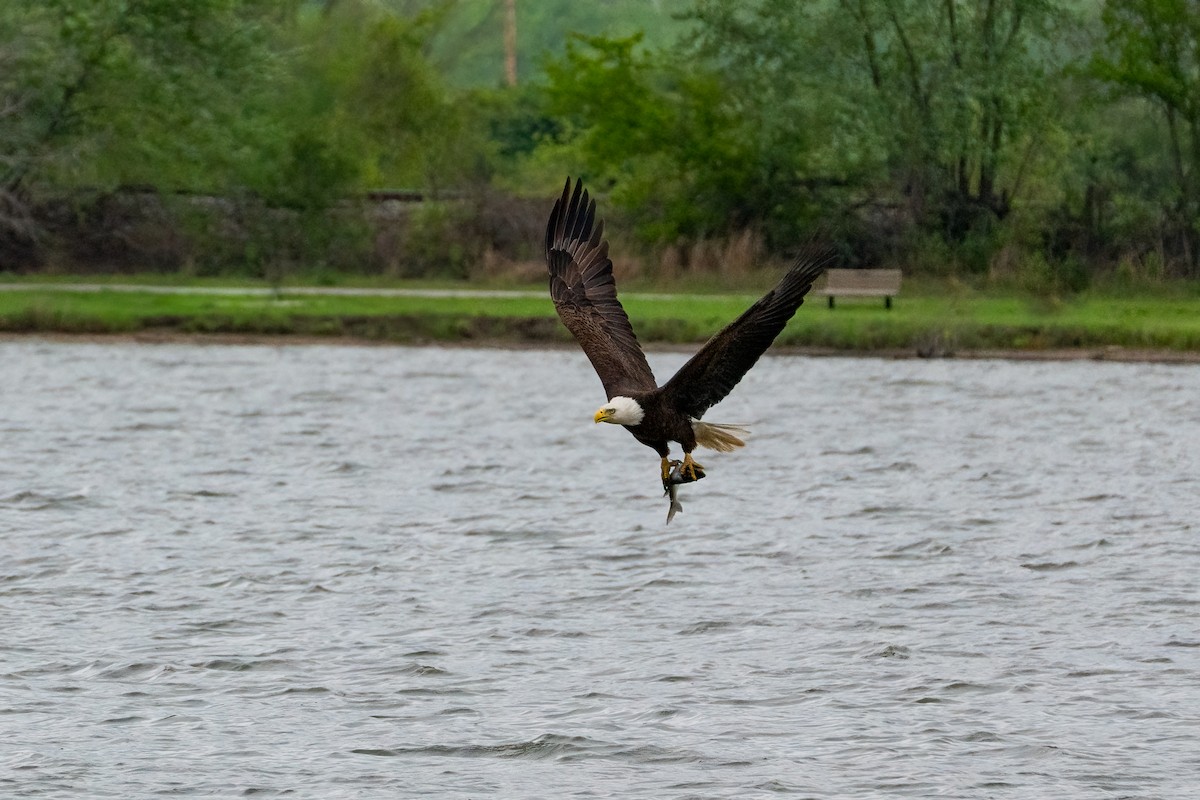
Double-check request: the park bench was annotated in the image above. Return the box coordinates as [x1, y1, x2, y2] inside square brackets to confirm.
[815, 268, 902, 309]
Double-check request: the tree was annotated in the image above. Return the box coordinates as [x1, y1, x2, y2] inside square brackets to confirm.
[285, 1, 492, 195]
[1, 1, 291, 194]
[1093, 0, 1200, 274]
[690, 0, 1073, 245]
[538, 31, 840, 249]
[0, 0, 294, 267]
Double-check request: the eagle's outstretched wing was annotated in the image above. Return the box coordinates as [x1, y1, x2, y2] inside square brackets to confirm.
[661, 253, 829, 419]
[545, 178, 657, 398]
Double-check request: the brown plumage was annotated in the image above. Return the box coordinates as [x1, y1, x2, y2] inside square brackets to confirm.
[545, 177, 828, 483]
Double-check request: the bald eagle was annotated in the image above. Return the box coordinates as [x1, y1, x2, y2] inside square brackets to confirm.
[545, 178, 828, 486]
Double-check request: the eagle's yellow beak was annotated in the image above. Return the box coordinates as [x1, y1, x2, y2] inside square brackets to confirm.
[594, 408, 612, 424]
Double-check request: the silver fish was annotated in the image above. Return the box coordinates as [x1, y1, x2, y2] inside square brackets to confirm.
[663, 459, 706, 524]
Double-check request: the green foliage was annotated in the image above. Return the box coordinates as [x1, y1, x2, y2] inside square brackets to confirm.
[537, 31, 831, 248]
[400, 202, 478, 279]
[0, 0, 496, 201]
[527, 0, 1094, 273]
[1, 0, 289, 193]
[263, 1, 488, 196]
[1094, 0, 1200, 114]
[390, 0, 694, 87]
[1092, 0, 1200, 275]
[271, 131, 361, 212]
[692, 0, 1074, 229]
[477, 83, 561, 161]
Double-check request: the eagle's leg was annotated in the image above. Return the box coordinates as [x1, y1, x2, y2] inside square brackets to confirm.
[660, 456, 671, 484]
[681, 452, 704, 481]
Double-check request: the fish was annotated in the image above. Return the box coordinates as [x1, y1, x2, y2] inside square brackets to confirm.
[663, 458, 706, 524]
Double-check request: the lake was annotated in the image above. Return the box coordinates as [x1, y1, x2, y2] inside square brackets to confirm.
[2, 340, 1198, 798]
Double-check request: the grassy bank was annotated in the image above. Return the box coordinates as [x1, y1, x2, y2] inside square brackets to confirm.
[3, 279, 1200, 355]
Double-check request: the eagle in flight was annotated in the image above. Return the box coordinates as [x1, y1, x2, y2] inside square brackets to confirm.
[545, 178, 827, 488]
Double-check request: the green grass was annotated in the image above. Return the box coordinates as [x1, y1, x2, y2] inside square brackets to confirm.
[3, 279, 1200, 353]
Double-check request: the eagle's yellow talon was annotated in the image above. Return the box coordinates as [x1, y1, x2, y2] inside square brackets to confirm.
[682, 454, 704, 480]
[660, 457, 671, 484]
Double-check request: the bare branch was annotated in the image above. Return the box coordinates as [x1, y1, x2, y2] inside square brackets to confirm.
[0, 187, 38, 241]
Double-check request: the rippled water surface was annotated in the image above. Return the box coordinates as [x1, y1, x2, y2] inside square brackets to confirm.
[3, 340, 1199, 798]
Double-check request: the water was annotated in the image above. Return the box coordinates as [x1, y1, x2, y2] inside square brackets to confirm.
[2, 340, 1198, 798]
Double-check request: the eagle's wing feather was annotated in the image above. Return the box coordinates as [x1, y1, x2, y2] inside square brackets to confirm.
[546, 179, 657, 398]
[661, 254, 828, 419]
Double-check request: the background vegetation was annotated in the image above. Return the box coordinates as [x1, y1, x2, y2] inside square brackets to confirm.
[2, 0, 1199, 290]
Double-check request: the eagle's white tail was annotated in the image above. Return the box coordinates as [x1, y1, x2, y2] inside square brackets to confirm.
[691, 421, 749, 452]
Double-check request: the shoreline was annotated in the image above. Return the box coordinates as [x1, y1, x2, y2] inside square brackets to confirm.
[6, 281, 1200, 358]
[5, 330, 1199, 364]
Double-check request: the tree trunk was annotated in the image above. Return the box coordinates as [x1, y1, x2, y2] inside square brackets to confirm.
[503, 0, 518, 87]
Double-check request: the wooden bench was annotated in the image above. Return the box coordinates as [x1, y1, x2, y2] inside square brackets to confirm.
[814, 268, 902, 309]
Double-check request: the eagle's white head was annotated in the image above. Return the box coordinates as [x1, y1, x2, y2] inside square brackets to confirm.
[594, 395, 644, 426]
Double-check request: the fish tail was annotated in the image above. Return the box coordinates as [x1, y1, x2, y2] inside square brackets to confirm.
[691, 421, 749, 452]
[667, 499, 683, 524]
